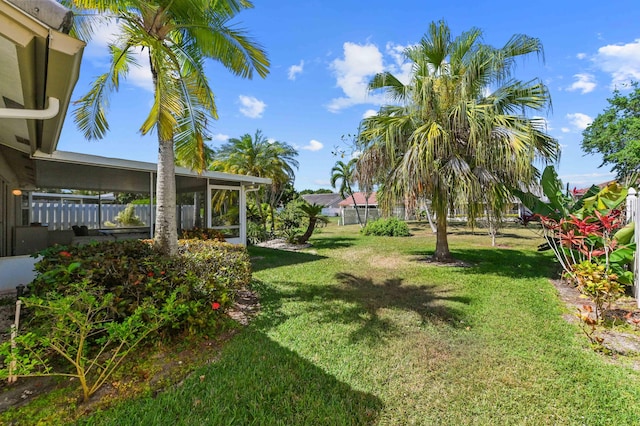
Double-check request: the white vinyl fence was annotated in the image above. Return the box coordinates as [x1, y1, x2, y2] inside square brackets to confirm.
[31, 203, 196, 231]
[626, 188, 640, 307]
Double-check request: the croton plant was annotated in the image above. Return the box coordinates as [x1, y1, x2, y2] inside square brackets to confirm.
[513, 166, 635, 317]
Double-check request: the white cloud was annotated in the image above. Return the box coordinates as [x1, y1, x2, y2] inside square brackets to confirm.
[301, 139, 324, 151]
[238, 95, 266, 118]
[567, 73, 596, 94]
[362, 109, 377, 118]
[326, 41, 418, 113]
[576, 53, 587, 60]
[313, 179, 331, 186]
[82, 18, 153, 93]
[594, 39, 640, 89]
[83, 18, 121, 58]
[288, 60, 304, 80]
[327, 42, 386, 112]
[566, 112, 593, 131]
[385, 42, 413, 85]
[211, 133, 229, 141]
[561, 127, 571, 133]
[126, 47, 154, 92]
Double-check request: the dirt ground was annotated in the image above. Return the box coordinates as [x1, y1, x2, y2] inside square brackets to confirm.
[550, 278, 640, 361]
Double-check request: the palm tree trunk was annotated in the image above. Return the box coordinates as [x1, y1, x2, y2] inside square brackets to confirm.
[269, 204, 276, 234]
[155, 138, 179, 256]
[298, 217, 317, 244]
[433, 205, 450, 261]
[350, 193, 363, 226]
[364, 193, 370, 226]
[425, 204, 437, 233]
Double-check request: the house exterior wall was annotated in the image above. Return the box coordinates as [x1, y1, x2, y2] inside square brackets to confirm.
[339, 207, 381, 225]
[0, 151, 21, 257]
[322, 207, 340, 217]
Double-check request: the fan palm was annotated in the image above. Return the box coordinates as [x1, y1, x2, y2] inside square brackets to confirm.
[359, 20, 559, 260]
[211, 130, 299, 232]
[67, 0, 269, 255]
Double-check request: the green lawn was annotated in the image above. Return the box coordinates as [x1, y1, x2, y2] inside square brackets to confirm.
[82, 221, 640, 425]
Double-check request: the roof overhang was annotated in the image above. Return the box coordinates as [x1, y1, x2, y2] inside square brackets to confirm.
[0, 0, 84, 186]
[30, 150, 271, 193]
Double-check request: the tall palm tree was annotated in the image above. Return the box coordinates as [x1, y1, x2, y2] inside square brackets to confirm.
[211, 130, 298, 232]
[67, 0, 269, 255]
[359, 20, 559, 260]
[330, 159, 363, 226]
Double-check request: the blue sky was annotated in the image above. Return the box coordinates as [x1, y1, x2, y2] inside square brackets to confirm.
[58, 0, 640, 191]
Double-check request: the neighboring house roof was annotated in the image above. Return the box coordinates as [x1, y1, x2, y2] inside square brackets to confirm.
[338, 192, 377, 207]
[301, 193, 343, 208]
[572, 180, 616, 197]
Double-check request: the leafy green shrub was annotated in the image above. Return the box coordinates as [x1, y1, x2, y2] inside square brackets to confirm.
[361, 217, 411, 237]
[28, 239, 250, 335]
[276, 198, 306, 231]
[571, 260, 625, 320]
[104, 203, 145, 227]
[180, 227, 226, 241]
[177, 239, 252, 307]
[247, 221, 268, 244]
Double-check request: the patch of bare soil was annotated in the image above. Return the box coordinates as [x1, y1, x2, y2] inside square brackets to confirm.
[415, 256, 473, 268]
[0, 288, 262, 415]
[550, 278, 640, 363]
[255, 238, 311, 251]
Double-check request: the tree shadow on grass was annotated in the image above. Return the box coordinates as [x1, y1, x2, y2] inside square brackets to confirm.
[409, 248, 558, 280]
[308, 236, 358, 250]
[248, 246, 327, 272]
[252, 273, 470, 345]
[82, 332, 383, 425]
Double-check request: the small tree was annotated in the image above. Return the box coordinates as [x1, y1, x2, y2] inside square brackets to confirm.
[1, 281, 179, 402]
[582, 82, 640, 179]
[297, 203, 328, 244]
[331, 159, 363, 226]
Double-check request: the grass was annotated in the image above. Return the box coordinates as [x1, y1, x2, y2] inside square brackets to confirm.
[14, 221, 640, 424]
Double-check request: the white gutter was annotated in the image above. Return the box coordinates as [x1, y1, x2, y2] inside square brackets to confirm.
[0, 97, 59, 119]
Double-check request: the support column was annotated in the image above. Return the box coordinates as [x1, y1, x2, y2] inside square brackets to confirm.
[240, 185, 247, 245]
[205, 179, 212, 229]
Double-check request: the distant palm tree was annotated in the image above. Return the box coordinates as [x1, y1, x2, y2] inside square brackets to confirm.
[212, 130, 298, 232]
[330, 159, 363, 226]
[67, 0, 269, 255]
[359, 20, 558, 260]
